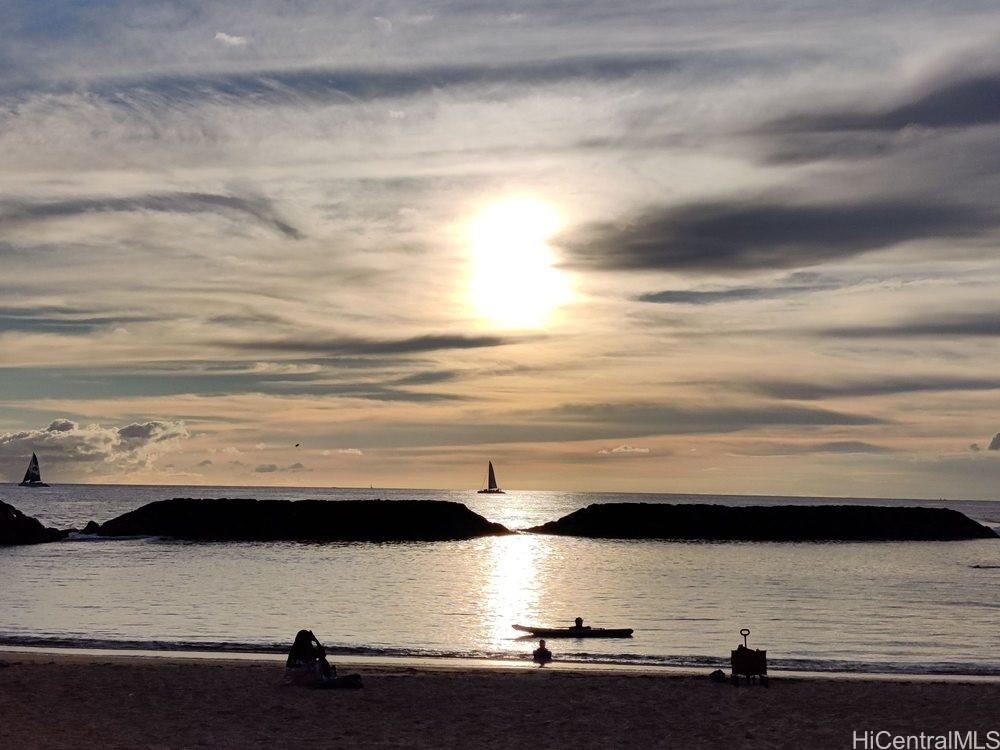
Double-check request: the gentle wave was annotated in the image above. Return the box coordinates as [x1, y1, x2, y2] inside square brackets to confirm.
[3, 635, 1000, 677]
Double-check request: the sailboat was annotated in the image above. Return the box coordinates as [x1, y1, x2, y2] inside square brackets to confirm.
[477, 460, 504, 494]
[18, 452, 49, 487]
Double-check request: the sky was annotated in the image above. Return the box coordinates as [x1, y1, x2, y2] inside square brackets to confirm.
[1, 1, 999, 497]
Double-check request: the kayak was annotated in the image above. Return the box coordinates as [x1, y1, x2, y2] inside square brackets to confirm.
[513, 624, 634, 638]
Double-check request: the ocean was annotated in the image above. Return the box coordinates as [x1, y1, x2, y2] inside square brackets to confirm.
[2, 485, 999, 675]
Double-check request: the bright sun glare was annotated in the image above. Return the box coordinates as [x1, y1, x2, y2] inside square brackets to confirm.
[467, 197, 572, 328]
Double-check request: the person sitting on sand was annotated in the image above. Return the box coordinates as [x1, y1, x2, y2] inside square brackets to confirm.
[285, 629, 336, 685]
[533, 639, 553, 667]
[285, 629, 363, 689]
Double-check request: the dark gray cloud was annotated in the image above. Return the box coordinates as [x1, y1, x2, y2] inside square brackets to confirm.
[254, 462, 306, 473]
[222, 333, 522, 356]
[563, 199, 989, 274]
[0, 193, 302, 239]
[117, 421, 187, 443]
[758, 61, 1000, 164]
[736, 375, 1000, 400]
[824, 312, 1000, 339]
[197, 459, 213, 467]
[989, 433, 1000, 451]
[639, 274, 839, 304]
[391, 370, 461, 386]
[0, 306, 160, 335]
[772, 71, 1000, 134]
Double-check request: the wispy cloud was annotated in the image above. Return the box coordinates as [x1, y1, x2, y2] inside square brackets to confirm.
[0, 193, 302, 239]
[824, 312, 1000, 339]
[735, 375, 1000, 400]
[219, 333, 525, 356]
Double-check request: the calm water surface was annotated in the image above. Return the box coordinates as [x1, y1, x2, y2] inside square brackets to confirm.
[2, 485, 999, 674]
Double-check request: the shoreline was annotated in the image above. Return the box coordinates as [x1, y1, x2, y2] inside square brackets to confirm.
[5, 644, 1000, 684]
[3, 651, 999, 749]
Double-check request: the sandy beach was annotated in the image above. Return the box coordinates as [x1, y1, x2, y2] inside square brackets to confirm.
[2, 652, 998, 749]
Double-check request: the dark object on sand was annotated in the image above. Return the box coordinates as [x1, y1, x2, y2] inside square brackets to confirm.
[285, 629, 362, 689]
[0, 500, 67, 545]
[533, 640, 552, 667]
[731, 629, 768, 687]
[709, 669, 727, 683]
[18, 453, 49, 487]
[94, 498, 510, 542]
[513, 624, 634, 638]
[477, 460, 504, 494]
[528, 503, 998, 541]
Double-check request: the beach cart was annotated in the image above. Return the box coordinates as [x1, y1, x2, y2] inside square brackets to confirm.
[731, 628, 768, 687]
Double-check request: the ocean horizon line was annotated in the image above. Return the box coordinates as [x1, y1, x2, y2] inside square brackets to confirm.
[7, 481, 999, 505]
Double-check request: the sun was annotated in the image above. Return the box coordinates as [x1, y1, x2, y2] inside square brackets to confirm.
[466, 197, 572, 328]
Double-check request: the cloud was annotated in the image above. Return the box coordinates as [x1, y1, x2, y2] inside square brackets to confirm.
[197, 459, 213, 467]
[638, 278, 838, 304]
[214, 32, 248, 47]
[733, 440, 893, 456]
[771, 70, 1000, 135]
[3, 53, 689, 110]
[0, 193, 302, 239]
[0, 418, 189, 477]
[0, 306, 160, 335]
[255, 461, 307, 473]
[989, 433, 1000, 451]
[598, 444, 651, 456]
[337, 448, 363, 456]
[824, 313, 1000, 339]
[562, 199, 989, 274]
[220, 333, 523, 356]
[736, 375, 1000, 400]
[811, 441, 893, 454]
[543, 401, 883, 432]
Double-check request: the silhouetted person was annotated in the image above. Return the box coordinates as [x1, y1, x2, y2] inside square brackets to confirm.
[286, 629, 336, 684]
[533, 639, 552, 667]
[574, 617, 585, 629]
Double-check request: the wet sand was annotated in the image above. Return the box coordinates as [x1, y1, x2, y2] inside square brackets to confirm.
[2, 651, 999, 749]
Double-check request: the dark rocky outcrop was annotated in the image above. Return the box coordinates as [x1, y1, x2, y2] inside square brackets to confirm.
[528, 503, 998, 541]
[95, 498, 510, 542]
[81, 520, 101, 535]
[0, 500, 68, 545]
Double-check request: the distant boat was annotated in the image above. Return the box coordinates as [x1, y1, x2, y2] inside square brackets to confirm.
[18, 452, 49, 487]
[477, 460, 504, 494]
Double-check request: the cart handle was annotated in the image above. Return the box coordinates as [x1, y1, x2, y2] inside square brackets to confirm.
[740, 628, 750, 647]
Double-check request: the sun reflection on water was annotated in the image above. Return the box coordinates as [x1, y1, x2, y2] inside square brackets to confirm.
[482, 535, 553, 647]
